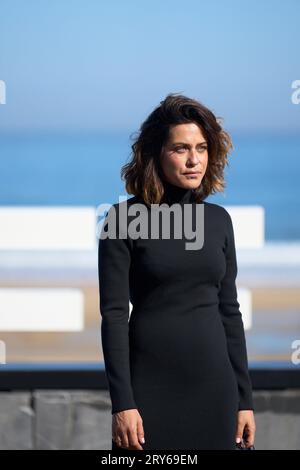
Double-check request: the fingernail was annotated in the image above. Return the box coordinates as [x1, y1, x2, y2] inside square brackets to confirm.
[141, 438, 145, 443]
[236, 437, 241, 443]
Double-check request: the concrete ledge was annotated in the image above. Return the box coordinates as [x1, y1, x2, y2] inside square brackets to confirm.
[0, 389, 299, 450]
[0, 392, 34, 449]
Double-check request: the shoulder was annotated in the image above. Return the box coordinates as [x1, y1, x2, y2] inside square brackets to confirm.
[105, 196, 140, 216]
[203, 201, 232, 224]
[110, 196, 141, 211]
[109, 196, 149, 224]
[101, 196, 141, 242]
[202, 202, 234, 242]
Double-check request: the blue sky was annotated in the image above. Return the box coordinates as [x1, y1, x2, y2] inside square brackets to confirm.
[0, 0, 299, 133]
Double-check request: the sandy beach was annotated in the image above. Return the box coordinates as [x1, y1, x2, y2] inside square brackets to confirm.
[0, 279, 299, 363]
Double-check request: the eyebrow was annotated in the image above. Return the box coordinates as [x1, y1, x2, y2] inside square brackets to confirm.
[171, 141, 207, 146]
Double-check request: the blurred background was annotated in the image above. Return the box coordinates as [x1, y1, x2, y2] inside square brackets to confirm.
[0, 0, 299, 450]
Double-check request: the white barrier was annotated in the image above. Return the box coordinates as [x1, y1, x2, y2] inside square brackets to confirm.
[0, 288, 84, 332]
[0, 340, 5, 364]
[224, 205, 265, 330]
[0, 207, 97, 250]
[237, 287, 252, 330]
[0, 205, 264, 250]
[225, 205, 265, 249]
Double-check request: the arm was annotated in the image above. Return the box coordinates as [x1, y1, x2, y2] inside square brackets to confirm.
[218, 209, 254, 411]
[98, 204, 137, 415]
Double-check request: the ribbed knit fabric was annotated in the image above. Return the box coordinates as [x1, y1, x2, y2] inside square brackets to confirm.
[98, 181, 254, 450]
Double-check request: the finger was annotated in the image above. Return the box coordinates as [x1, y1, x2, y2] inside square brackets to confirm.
[235, 421, 244, 444]
[114, 435, 123, 448]
[120, 432, 129, 449]
[137, 419, 145, 445]
[128, 442, 144, 450]
[244, 426, 256, 447]
[128, 427, 144, 450]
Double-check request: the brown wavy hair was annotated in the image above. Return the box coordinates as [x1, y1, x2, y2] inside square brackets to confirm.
[121, 93, 233, 205]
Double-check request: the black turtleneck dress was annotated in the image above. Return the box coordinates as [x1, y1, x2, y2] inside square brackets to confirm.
[98, 181, 254, 450]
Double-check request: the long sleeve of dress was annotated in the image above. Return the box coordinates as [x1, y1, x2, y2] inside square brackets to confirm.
[218, 209, 254, 411]
[98, 203, 138, 415]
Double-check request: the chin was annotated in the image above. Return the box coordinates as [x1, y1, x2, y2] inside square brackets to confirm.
[185, 179, 201, 188]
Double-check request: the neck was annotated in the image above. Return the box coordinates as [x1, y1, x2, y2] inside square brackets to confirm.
[162, 180, 195, 204]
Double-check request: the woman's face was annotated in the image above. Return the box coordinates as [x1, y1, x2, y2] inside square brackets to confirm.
[160, 122, 208, 189]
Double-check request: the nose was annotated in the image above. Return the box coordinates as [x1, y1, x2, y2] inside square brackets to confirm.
[187, 148, 200, 165]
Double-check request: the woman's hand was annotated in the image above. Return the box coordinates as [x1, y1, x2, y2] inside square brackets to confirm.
[112, 408, 145, 450]
[235, 410, 256, 448]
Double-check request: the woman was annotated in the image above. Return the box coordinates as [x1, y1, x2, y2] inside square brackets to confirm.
[98, 93, 256, 450]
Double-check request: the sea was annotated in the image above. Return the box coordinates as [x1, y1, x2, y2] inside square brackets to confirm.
[0, 130, 299, 241]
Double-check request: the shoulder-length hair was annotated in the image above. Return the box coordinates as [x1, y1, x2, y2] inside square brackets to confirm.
[121, 93, 233, 205]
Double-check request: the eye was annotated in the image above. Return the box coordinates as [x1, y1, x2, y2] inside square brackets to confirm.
[174, 146, 186, 153]
[198, 146, 208, 152]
